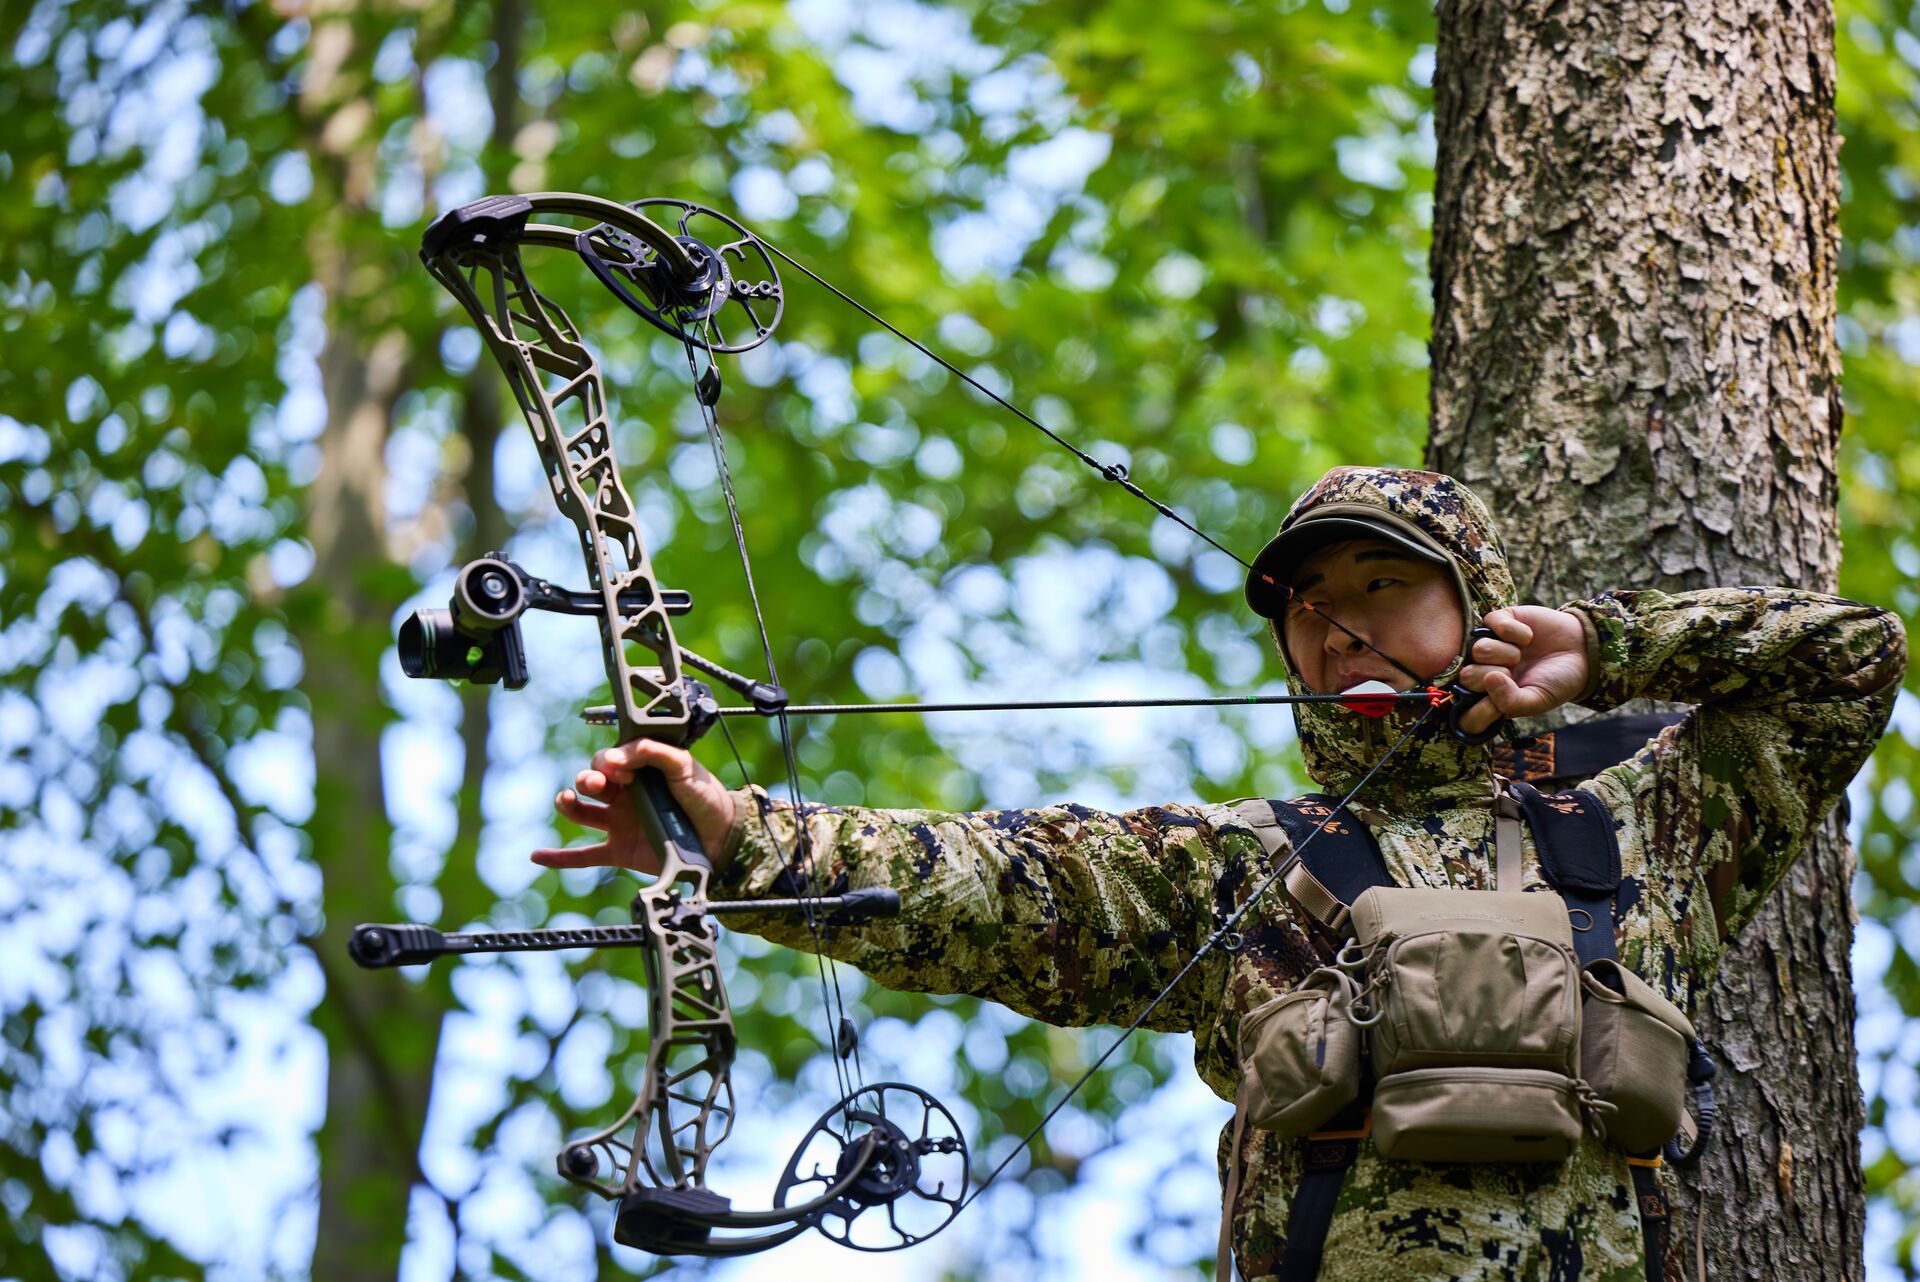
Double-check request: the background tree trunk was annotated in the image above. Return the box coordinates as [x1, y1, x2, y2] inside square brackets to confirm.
[302, 2, 527, 1271]
[1427, 1, 1860, 1276]
[296, 10, 443, 1277]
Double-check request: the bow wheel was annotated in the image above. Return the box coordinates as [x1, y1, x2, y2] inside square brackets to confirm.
[576, 197, 783, 354]
[773, 1081, 968, 1252]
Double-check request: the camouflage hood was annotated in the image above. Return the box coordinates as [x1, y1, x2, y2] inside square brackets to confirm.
[1261, 467, 1515, 808]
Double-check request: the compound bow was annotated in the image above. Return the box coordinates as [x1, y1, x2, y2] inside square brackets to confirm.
[347, 190, 1488, 1259]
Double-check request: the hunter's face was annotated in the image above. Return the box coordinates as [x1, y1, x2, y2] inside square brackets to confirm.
[1279, 538, 1466, 694]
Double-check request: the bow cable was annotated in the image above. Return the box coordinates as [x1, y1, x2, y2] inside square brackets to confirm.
[679, 331, 869, 1105]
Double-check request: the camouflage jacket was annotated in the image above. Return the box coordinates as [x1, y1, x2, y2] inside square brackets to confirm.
[709, 472, 1904, 1281]
[711, 589, 1902, 1279]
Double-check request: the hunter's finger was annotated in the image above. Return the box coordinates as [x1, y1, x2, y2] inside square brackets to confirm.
[1457, 691, 1501, 734]
[1470, 634, 1524, 667]
[1482, 610, 1535, 648]
[1457, 662, 1500, 692]
[593, 738, 691, 780]
[1482, 669, 1553, 718]
[530, 840, 620, 869]
[575, 769, 621, 798]
[555, 788, 614, 832]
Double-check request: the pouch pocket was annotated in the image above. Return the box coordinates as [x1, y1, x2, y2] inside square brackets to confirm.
[1579, 959, 1692, 1154]
[1372, 1066, 1584, 1163]
[1237, 968, 1362, 1138]
[1368, 930, 1582, 1077]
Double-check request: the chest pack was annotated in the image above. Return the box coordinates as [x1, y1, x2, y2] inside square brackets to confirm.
[1217, 780, 1715, 1282]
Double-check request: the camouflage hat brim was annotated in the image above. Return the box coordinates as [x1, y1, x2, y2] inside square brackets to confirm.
[1245, 512, 1450, 619]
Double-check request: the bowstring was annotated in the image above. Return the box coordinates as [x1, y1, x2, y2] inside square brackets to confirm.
[757, 235, 1441, 700]
[679, 331, 868, 1103]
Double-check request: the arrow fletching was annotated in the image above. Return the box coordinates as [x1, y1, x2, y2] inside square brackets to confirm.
[1338, 679, 1402, 718]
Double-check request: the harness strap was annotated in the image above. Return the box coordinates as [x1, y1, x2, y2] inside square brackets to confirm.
[1265, 794, 1395, 915]
[1490, 712, 1687, 786]
[1493, 778, 1524, 892]
[1276, 1105, 1368, 1281]
[1220, 798, 1390, 1277]
[1511, 779, 1676, 1275]
[1226, 768, 1679, 1279]
[1628, 1158, 1672, 1282]
[1228, 796, 1389, 935]
[1510, 779, 1620, 969]
[1281, 860, 1350, 933]
[1217, 1085, 1252, 1281]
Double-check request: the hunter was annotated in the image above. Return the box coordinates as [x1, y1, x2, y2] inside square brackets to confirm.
[533, 466, 1905, 1280]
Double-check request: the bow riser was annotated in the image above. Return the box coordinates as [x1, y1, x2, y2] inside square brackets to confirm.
[422, 219, 747, 1222]
[557, 893, 737, 1200]
[424, 241, 692, 747]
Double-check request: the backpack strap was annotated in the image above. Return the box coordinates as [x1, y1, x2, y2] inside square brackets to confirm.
[1507, 780, 1621, 971]
[1228, 795, 1393, 934]
[1221, 796, 1388, 1279]
[1267, 794, 1396, 927]
[1233, 783, 1682, 1279]
[1275, 1101, 1369, 1281]
[1509, 779, 1678, 1280]
[1217, 1084, 1251, 1281]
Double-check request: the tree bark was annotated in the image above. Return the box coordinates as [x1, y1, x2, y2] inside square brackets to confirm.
[1426, 1, 1859, 1277]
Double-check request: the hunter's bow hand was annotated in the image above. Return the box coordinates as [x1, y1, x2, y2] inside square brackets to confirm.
[539, 740, 740, 875]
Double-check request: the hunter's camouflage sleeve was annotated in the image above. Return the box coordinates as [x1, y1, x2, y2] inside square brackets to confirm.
[708, 794, 1249, 1032]
[1566, 587, 1906, 942]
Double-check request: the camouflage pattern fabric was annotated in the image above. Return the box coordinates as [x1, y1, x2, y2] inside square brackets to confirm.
[707, 467, 1906, 1280]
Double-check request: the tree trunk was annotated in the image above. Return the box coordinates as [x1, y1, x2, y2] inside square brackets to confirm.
[1426, 1, 1860, 1277]
[305, 229, 432, 1281]
[297, 11, 437, 1277]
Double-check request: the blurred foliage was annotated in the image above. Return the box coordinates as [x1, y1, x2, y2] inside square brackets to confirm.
[0, 0, 1914, 1278]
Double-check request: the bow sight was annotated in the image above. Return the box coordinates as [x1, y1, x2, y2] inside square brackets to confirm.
[397, 554, 694, 688]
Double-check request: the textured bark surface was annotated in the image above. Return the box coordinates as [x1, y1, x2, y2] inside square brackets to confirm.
[1426, 1, 1860, 1277]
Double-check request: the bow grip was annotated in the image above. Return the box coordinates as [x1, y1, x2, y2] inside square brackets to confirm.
[633, 764, 713, 874]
